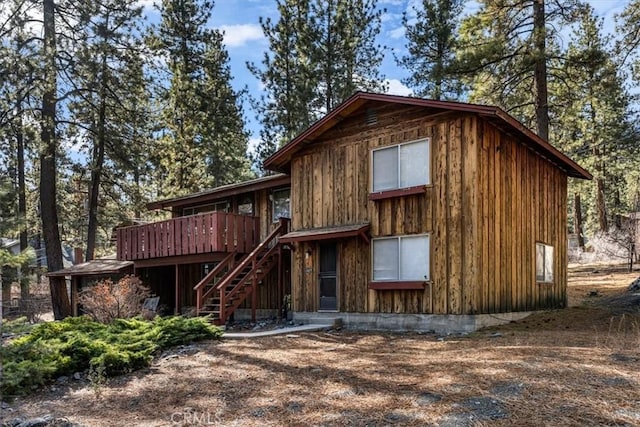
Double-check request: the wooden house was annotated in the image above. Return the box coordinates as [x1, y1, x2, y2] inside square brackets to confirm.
[61, 92, 591, 333]
[264, 92, 591, 331]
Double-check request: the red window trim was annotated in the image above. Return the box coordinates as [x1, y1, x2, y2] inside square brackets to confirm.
[368, 185, 427, 201]
[368, 281, 427, 290]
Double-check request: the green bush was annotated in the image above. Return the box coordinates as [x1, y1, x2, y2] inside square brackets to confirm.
[1, 316, 222, 397]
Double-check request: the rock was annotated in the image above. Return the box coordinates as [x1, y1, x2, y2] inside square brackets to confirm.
[15, 415, 53, 427]
[73, 372, 82, 380]
[490, 332, 503, 338]
[285, 334, 300, 338]
[3, 418, 25, 427]
[332, 318, 343, 330]
[628, 277, 640, 292]
[56, 376, 69, 384]
[286, 402, 303, 413]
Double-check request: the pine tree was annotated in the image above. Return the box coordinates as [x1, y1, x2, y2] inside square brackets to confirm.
[616, 0, 640, 83]
[554, 5, 638, 235]
[396, 0, 464, 100]
[248, 0, 316, 170]
[457, 0, 584, 140]
[40, 0, 72, 319]
[150, 0, 250, 196]
[0, 0, 41, 300]
[65, 0, 146, 260]
[310, 0, 386, 113]
[250, 0, 386, 171]
[200, 32, 252, 186]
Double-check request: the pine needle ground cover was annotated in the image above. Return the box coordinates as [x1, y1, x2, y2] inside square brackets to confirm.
[4, 264, 640, 426]
[1, 316, 222, 397]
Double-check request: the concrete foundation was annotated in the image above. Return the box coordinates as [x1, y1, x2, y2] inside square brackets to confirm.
[232, 308, 279, 321]
[292, 311, 534, 334]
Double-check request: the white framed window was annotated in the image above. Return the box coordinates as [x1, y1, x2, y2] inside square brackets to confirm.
[536, 243, 554, 283]
[372, 234, 430, 282]
[272, 188, 290, 222]
[371, 138, 430, 192]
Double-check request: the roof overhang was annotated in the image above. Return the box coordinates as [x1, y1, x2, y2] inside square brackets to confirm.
[280, 223, 370, 244]
[147, 174, 291, 210]
[47, 258, 134, 277]
[263, 91, 592, 180]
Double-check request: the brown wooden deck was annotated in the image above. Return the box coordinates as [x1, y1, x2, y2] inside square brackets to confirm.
[116, 212, 260, 261]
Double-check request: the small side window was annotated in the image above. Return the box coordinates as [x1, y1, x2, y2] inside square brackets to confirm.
[238, 196, 253, 216]
[536, 243, 554, 283]
[272, 188, 290, 222]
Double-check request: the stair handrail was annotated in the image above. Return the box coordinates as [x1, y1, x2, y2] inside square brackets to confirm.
[195, 251, 237, 315]
[194, 251, 237, 291]
[224, 242, 280, 302]
[214, 219, 288, 292]
[217, 218, 289, 323]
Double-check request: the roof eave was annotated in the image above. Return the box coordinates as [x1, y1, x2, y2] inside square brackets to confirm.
[146, 174, 292, 210]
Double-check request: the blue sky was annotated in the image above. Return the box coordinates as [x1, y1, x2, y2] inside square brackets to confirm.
[142, 0, 631, 148]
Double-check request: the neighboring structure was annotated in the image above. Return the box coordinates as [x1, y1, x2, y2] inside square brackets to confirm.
[61, 92, 592, 332]
[48, 257, 134, 316]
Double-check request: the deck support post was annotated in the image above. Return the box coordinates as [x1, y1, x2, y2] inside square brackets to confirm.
[251, 279, 257, 323]
[277, 246, 283, 320]
[174, 264, 179, 315]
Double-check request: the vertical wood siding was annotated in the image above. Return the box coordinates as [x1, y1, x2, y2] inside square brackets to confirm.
[475, 121, 567, 313]
[290, 103, 568, 315]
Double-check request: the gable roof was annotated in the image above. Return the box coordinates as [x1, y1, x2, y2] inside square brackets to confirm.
[147, 173, 291, 210]
[264, 92, 592, 180]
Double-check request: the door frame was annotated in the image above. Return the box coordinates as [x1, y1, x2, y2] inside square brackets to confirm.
[318, 241, 339, 312]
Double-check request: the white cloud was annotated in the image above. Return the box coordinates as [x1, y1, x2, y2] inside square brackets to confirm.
[389, 26, 405, 39]
[219, 24, 264, 47]
[247, 136, 261, 156]
[136, 0, 156, 10]
[385, 79, 412, 97]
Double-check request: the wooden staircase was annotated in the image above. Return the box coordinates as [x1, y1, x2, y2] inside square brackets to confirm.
[194, 219, 289, 325]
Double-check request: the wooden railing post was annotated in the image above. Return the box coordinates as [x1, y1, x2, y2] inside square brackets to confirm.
[251, 256, 257, 322]
[196, 288, 201, 315]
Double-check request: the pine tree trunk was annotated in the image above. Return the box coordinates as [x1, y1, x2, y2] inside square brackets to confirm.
[16, 103, 30, 301]
[86, 47, 109, 262]
[573, 192, 585, 250]
[596, 178, 608, 232]
[613, 188, 622, 229]
[41, 0, 71, 320]
[532, 0, 549, 140]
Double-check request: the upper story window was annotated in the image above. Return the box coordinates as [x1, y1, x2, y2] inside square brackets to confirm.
[371, 138, 430, 193]
[536, 243, 554, 283]
[183, 200, 228, 216]
[272, 188, 290, 222]
[372, 234, 430, 282]
[238, 196, 254, 216]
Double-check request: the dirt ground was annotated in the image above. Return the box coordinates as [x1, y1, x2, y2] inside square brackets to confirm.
[3, 263, 640, 426]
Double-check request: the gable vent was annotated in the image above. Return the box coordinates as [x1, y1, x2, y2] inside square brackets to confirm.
[365, 108, 377, 126]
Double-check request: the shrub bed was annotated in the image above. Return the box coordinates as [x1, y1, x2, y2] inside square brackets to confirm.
[1, 316, 222, 397]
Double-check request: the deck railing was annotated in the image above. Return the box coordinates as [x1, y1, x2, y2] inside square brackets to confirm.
[116, 212, 260, 261]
